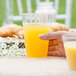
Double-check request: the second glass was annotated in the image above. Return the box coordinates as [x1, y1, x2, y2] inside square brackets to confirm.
[22, 13, 50, 58]
[62, 34, 76, 70]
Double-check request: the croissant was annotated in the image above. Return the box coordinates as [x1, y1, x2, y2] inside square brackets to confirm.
[18, 30, 24, 37]
[0, 24, 23, 37]
[50, 22, 69, 32]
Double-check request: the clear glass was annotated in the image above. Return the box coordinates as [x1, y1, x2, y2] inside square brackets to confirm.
[22, 13, 50, 58]
[62, 34, 76, 70]
[35, 2, 56, 23]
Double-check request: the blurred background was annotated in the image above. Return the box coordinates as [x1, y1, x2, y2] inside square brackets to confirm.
[0, 0, 76, 28]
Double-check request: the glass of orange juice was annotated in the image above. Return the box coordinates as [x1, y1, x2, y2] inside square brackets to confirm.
[22, 13, 50, 58]
[62, 34, 76, 70]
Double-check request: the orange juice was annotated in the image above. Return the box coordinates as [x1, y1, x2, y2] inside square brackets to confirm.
[64, 41, 76, 70]
[23, 24, 50, 58]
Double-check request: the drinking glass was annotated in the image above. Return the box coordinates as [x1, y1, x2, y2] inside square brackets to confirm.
[62, 34, 76, 70]
[22, 13, 51, 58]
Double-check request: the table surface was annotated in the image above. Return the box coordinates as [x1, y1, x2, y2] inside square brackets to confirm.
[0, 57, 76, 76]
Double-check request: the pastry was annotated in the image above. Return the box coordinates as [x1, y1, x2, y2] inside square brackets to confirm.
[50, 22, 69, 32]
[0, 24, 23, 37]
[18, 30, 24, 37]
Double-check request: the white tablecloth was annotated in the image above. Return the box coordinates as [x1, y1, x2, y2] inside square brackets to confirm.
[0, 57, 76, 76]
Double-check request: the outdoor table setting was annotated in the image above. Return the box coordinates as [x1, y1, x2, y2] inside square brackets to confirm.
[0, 20, 76, 76]
[0, 0, 76, 76]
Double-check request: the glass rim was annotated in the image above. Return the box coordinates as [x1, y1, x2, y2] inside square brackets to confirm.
[62, 33, 76, 39]
[22, 13, 52, 25]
